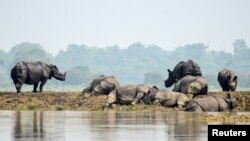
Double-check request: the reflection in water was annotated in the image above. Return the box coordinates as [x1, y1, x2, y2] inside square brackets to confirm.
[166, 112, 206, 141]
[0, 111, 246, 141]
[13, 111, 65, 141]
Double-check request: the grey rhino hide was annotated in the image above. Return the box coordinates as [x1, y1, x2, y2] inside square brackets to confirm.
[104, 76, 120, 88]
[152, 90, 190, 107]
[182, 60, 202, 76]
[38, 61, 52, 79]
[115, 84, 150, 105]
[185, 95, 230, 112]
[218, 69, 237, 91]
[173, 75, 208, 95]
[20, 61, 43, 84]
[172, 61, 185, 80]
[90, 75, 119, 95]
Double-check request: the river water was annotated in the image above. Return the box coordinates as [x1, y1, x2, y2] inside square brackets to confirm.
[0, 111, 245, 141]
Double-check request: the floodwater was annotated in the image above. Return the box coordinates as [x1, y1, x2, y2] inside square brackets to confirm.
[0, 111, 240, 141]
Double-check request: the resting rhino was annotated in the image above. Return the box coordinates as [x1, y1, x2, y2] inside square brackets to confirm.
[185, 94, 238, 112]
[104, 84, 151, 110]
[11, 61, 66, 93]
[173, 75, 208, 98]
[82, 75, 119, 96]
[145, 86, 191, 109]
[164, 60, 202, 88]
[218, 69, 237, 91]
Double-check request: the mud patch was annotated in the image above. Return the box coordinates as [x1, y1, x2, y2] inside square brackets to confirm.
[195, 113, 250, 123]
[0, 91, 250, 111]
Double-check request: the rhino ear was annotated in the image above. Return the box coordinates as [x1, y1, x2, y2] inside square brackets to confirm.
[50, 64, 58, 70]
[167, 69, 171, 73]
[152, 85, 159, 90]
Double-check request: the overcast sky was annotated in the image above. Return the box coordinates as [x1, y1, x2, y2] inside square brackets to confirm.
[0, 0, 250, 55]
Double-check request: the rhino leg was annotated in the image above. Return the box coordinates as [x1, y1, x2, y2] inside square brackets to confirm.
[39, 79, 47, 92]
[177, 95, 191, 107]
[132, 92, 145, 105]
[15, 83, 22, 93]
[33, 83, 39, 92]
[104, 89, 117, 111]
[93, 84, 103, 95]
[185, 101, 203, 112]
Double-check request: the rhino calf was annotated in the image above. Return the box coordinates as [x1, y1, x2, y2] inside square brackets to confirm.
[218, 69, 237, 91]
[185, 94, 238, 112]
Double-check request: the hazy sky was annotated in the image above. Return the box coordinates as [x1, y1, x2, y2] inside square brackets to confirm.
[0, 0, 250, 55]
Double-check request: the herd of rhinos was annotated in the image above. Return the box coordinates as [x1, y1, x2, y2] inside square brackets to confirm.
[10, 60, 238, 112]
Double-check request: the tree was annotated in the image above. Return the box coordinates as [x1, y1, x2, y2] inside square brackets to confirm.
[0, 49, 6, 65]
[233, 39, 250, 72]
[144, 72, 165, 88]
[65, 66, 92, 85]
[9, 42, 52, 68]
[171, 43, 208, 61]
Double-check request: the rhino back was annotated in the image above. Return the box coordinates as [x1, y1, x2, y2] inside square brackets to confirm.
[117, 85, 137, 103]
[23, 62, 43, 84]
[11, 62, 30, 84]
[136, 84, 150, 94]
[177, 75, 197, 93]
[104, 76, 119, 87]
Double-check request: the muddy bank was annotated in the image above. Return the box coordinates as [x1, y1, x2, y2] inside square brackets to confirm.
[0, 91, 249, 111]
[0, 91, 173, 111]
[195, 113, 250, 123]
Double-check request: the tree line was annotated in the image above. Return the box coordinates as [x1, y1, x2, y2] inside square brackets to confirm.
[0, 39, 249, 91]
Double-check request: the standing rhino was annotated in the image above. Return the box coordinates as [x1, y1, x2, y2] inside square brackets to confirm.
[185, 94, 238, 112]
[164, 60, 202, 88]
[218, 69, 237, 91]
[104, 84, 151, 110]
[145, 86, 191, 109]
[82, 75, 119, 96]
[11, 61, 66, 93]
[173, 75, 208, 98]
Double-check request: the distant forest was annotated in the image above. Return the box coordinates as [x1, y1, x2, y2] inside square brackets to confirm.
[0, 39, 249, 91]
